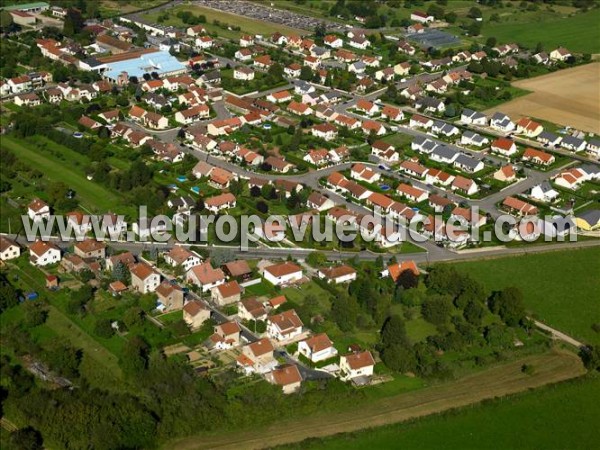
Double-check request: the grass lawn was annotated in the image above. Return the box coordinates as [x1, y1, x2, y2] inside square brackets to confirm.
[142, 4, 307, 40]
[481, 8, 600, 54]
[298, 375, 600, 450]
[450, 247, 600, 345]
[2, 136, 124, 214]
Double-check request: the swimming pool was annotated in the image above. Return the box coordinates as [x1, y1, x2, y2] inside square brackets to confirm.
[380, 184, 391, 191]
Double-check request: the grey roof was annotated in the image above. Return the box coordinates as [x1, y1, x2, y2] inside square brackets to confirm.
[537, 131, 560, 142]
[412, 136, 427, 146]
[432, 145, 458, 161]
[350, 61, 366, 70]
[561, 135, 585, 148]
[454, 154, 481, 170]
[581, 164, 600, 176]
[463, 130, 485, 143]
[418, 96, 444, 108]
[422, 139, 438, 152]
[202, 71, 221, 81]
[588, 139, 600, 147]
[576, 209, 600, 226]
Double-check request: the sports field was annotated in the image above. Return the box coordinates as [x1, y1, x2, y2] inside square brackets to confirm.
[485, 63, 600, 134]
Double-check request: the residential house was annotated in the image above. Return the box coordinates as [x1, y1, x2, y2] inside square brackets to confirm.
[339, 351, 375, 382]
[460, 108, 487, 125]
[183, 300, 210, 330]
[530, 182, 559, 203]
[73, 239, 106, 259]
[211, 280, 242, 306]
[265, 364, 302, 394]
[494, 164, 517, 182]
[306, 192, 335, 211]
[0, 236, 20, 261]
[204, 193, 236, 213]
[156, 281, 184, 310]
[187, 261, 226, 292]
[491, 138, 517, 156]
[461, 130, 489, 147]
[27, 198, 50, 222]
[502, 196, 539, 216]
[490, 112, 515, 132]
[130, 263, 160, 294]
[317, 265, 357, 284]
[238, 297, 268, 322]
[516, 117, 544, 137]
[550, 47, 571, 61]
[267, 309, 303, 341]
[263, 262, 303, 286]
[298, 333, 338, 363]
[522, 148, 555, 166]
[451, 175, 479, 195]
[164, 246, 201, 272]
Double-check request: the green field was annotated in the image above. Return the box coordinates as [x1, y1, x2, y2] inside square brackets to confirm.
[142, 4, 307, 40]
[297, 376, 600, 450]
[481, 7, 600, 54]
[1, 135, 124, 214]
[451, 247, 600, 345]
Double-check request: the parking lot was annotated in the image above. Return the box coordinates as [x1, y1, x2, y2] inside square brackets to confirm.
[194, 0, 346, 33]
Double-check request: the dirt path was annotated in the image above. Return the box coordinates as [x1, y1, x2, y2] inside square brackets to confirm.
[168, 349, 585, 450]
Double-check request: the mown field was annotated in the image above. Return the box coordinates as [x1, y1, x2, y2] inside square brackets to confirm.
[1, 135, 123, 214]
[451, 247, 600, 345]
[294, 375, 600, 450]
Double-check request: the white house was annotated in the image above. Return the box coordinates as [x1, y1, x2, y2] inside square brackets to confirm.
[317, 265, 357, 284]
[262, 262, 303, 286]
[339, 351, 375, 382]
[0, 236, 20, 261]
[164, 246, 202, 272]
[29, 240, 61, 267]
[187, 261, 226, 292]
[298, 333, 338, 363]
[27, 198, 50, 222]
[233, 66, 255, 81]
[267, 309, 304, 341]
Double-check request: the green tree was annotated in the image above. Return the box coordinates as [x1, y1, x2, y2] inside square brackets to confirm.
[421, 294, 453, 326]
[22, 301, 48, 327]
[9, 427, 43, 450]
[489, 287, 526, 327]
[380, 315, 411, 348]
[381, 344, 416, 372]
[331, 293, 359, 332]
[94, 318, 115, 339]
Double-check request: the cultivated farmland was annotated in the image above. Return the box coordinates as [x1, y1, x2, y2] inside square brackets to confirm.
[485, 63, 600, 134]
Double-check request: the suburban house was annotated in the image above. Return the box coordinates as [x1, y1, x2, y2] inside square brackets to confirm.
[204, 193, 237, 213]
[530, 182, 560, 203]
[187, 261, 226, 292]
[490, 112, 515, 132]
[502, 196, 539, 216]
[339, 351, 375, 382]
[265, 364, 302, 394]
[156, 281, 184, 310]
[494, 164, 517, 182]
[183, 300, 211, 330]
[460, 108, 487, 125]
[516, 117, 544, 137]
[27, 198, 50, 222]
[522, 148, 555, 166]
[550, 47, 571, 61]
[262, 262, 303, 286]
[238, 297, 268, 322]
[73, 239, 106, 259]
[211, 280, 243, 306]
[164, 246, 202, 272]
[451, 175, 479, 195]
[222, 259, 253, 280]
[213, 321, 242, 347]
[238, 337, 277, 375]
[298, 333, 338, 363]
[29, 240, 61, 267]
[396, 183, 428, 203]
[307, 192, 335, 211]
[461, 131, 489, 147]
[130, 263, 160, 294]
[317, 265, 357, 284]
[267, 309, 304, 341]
[0, 236, 20, 261]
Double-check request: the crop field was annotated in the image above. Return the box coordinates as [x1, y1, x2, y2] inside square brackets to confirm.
[294, 375, 600, 450]
[485, 63, 600, 134]
[451, 246, 600, 345]
[169, 349, 585, 449]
